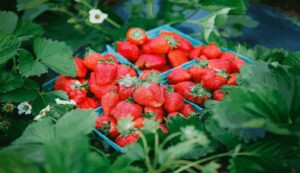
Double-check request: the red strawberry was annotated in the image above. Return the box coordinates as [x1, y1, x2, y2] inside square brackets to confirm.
[202, 44, 221, 59]
[189, 45, 204, 59]
[159, 125, 168, 134]
[95, 115, 111, 129]
[115, 133, 140, 147]
[220, 52, 236, 62]
[156, 65, 172, 72]
[187, 84, 211, 105]
[94, 62, 117, 85]
[167, 68, 191, 84]
[111, 99, 143, 120]
[140, 70, 160, 81]
[167, 112, 185, 120]
[77, 97, 99, 109]
[109, 119, 120, 139]
[213, 89, 225, 101]
[160, 31, 193, 52]
[173, 81, 196, 98]
[168, 50, 189, 67]
[208, 59, 231, 74]
[126, 27, 148, 45]
[164, 86, 184, 112]
[83, 53, 103, 70]
[101, 91, 120, 116]
[89, 72, 118, 99]
[231, 58, 246, 73]
[64, 79, 88, 103]
[54, 75, 70, 90]
[202, 69, 228, 91]
[116, 64, 137, 80]
[135, 54, 166, 69]
[144, 106, 165, 122]
[133, 117, 145, 128]
[181, 104, 195, 117]
[228, 73, 237, 86]
[188, 60, 209, 82]
[74, 57, 88, 78]
[133, 83, 165, 107]
[117, 41, 140, 62]
[103, 54, 118, 64]
[142, 35, 177, 54]
[118, 75, 137, 100]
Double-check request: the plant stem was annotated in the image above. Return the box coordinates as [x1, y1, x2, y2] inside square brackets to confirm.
[153, 132, 159, 169]
[160, 132, 181, 149]
[90, 146, 106, 156]
[105, 17, 121, 28]
[80, 0, 93, 9]
[140, 133, 153, 171]
[146, 0, 153, 18]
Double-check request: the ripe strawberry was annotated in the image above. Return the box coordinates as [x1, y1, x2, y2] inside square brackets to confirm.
[189, 45, 204, 59]
[117, 41, 140, 62]
[118, 75, 138, 100]
[188, 60, 209, 82]
[219, 52, 236, 62]
[188, 84, 211, 105]
[164, 88, 184, 113]
[111, 99, 143, 120]
[213, 89, 225, 101]
[167, 68, 191, 84]
[160, 31, 193, 52]
[109, 119, 120, 139]
[133, 83, 165, 107]
[115, 133, 140, 147]
[231, 58, 246, 73]
[89, 72, 118, 99]
[83, 53, 103, 70]
[116, 64, 137, 80]
[77, 97, 99, 109]
[168, 50, 189, 67]
[95, 115, 111, 129]
[156, 65, 172, 72]
[64, 79, 88, 103]
[94, 62, 117, 85]
[167, 112, 185, 120]
[181, 104, 195, 117]
[103, 54, 118, 64]
[73, 57, 88, 78]
[54, 75, 70, 90]
[202, 69, 229, 91]
[101, 91, 120, 116]
[142, 35, 177, 54]
[134, 117, 145, 128]
[135, 54, 166, 69]
[173, 81, 195, 98]
[159, 125, 168, 133]
[208, 59, 231, 74]
[126, 27, 148, 45]
[228, 73, 237, 85]
[202, 44, 221, 59]
[144, 106, 165, 122]
[140, 69, 160, 81]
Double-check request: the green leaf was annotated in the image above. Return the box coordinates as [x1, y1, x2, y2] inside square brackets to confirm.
[124, 143, 145, 161]
[167, 114, 204, 134]
[22, 4, 48, 20]
[19, 49, 48, 77]
[0, 151, 40, 173]
[0, 79, 39, 102]
[0, 32, 21, 65]
[55, 109, 97, 138]
[0, 11, 18, 33]
[0, 70, 24, 94]
[283, 52, 300, 67]
[14, 21, 44, 41]
[199, 0, 247, 14]
[33, 38, 76, 77]
[17, 0, 48, 11]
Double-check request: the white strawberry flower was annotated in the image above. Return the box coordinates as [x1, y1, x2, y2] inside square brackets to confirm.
[55, 98, 76, 105]
[34, 105, 51, 121]
[89, 9, 108, 24]
[17, 102, 32, 115]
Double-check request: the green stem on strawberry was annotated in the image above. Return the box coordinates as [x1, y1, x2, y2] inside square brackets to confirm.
[140, 133, 153, 171]
[105, 17, 121, 28]
[146, 0, 153, 18]
[159, 132, 181, 149]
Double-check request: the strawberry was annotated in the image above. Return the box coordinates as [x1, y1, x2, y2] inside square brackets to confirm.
[142, 35, 177, 54]
[103, 54, 118, 64]
[231, 58, 246, 73]
[135, 54, 166, 69]
[189, 45, 204, 59]
[77, 97, 99, 109]
[109, 119, 120, 139]
[116, 64, 137, 80]
[167, 68, 191, 84]
[208, 59, 231, 74]
[140, 69, 160, 81]
[126, 27, 148, 45]
[94, 62, 117, 85]
[168, 50, 189, 67]
[188, 60, 209, 82]
[64, 79, 88, 103]
[173, 81, 196, 98]
[202, 69, 229, 91]
[144, 106, 165, 122]
[164, 86, 184, 112]
[181, 104, 195, 117]
[220, 52, 236, 62]
[115, 133, 140, 147]
[95, 115, 111, 129]
[159, 125, 168, 133]
[213, 89, 225, 101]
[133, 117, 145, 128]
[133, 83, 165, 107]
[117, 41, 140, 62]
[156, 65, 172, 72]
[167, 112, 185, 120]
[89, 72, 118, 99]
[188, 84, 211, 105]
[118, 75, 138, 100]
[73, 57, 88, 78]
[111, 99, 143, 120]
[54, 75, 70, 90]
[83, 53, 103, 70]
[202, 44, 221, 59]
[160, 31, 193, 52]
[228, 73, 237, 86]
[101, 91, 120, 116]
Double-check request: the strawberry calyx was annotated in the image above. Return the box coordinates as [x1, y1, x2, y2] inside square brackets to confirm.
[99, 57, 115, 64]
[84, 47, 96, 57]
[164, 35, 178, 49]
[144, 70, 162, 84]
[96, 121, 111, 136]
[215, 68, 229, 78]
[144, 112, 157, 118]
[130, 28, 145, 40]
[117, 117, 136, 137]
[71, 81, 89, 90]
[125, 97, 135, 103]
[119, 74, 138, 87]
[190, 84, 211, 98]
[194, 59, 208, 68]
[166, 85, 174, 92]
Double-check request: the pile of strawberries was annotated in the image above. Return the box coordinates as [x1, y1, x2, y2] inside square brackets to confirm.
[166, 44, 246, 106]
[117, 28, 195, 72]
[54, 53, 137, 109]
